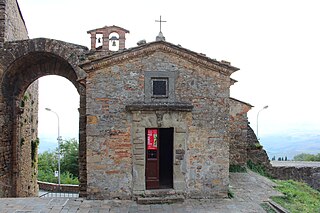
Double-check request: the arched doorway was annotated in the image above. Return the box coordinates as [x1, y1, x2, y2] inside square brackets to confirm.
[0, 38, 88, 197]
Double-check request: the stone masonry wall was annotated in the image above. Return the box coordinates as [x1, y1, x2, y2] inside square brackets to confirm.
[16, 82, 39, 197]
[247, 126, 272, 171]
[38, 181, 79, 193]
[85, 49, 231, 199]
[0, 0, 28, 45]
[0, 37, 87, 197]
[229, 98, 251, 166]
[271, 161, 320, 190]
[0, 0, 32, 197]
[0, 82, 39, 198]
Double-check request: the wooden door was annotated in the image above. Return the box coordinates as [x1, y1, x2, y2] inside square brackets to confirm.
[145, 129, 159, 189]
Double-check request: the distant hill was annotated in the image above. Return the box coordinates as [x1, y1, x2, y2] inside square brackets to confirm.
[38, 135, 79, 153]
[261, 133, 320, 160]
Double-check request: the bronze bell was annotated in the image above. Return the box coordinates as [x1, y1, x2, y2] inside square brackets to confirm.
[109, 36, 119, 46]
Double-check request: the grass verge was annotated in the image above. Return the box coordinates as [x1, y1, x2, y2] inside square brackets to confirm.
[272, 179, 320, 213]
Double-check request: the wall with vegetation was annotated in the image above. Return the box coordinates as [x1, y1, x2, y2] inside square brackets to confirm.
[16, 81, 39, 196]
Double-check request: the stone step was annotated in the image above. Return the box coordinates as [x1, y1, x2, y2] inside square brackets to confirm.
[136, 195, 184, 205]
[267, 201, 290, 213]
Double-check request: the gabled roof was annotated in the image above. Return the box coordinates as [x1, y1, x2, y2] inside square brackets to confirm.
[87, 25, 130, 34]
[80, 40, 239, 76]
[230, 97, 254, 108]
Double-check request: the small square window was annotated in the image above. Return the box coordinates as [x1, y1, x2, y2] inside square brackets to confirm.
[144, 71, 176, 102]
[152, 78, 168, 97]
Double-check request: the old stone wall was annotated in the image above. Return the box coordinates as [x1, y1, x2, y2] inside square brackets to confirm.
[0, 0, 28, 45]
[85, 48, 232, 199]
[271, 161, 320, 190]
[247, 126, 272, 171]
[38, 181, 79, 193]
[0, 0, 32, 197]
[229, 98, 251, 166]
[0, 38, 87, 197]
[16, 82, 39, 197]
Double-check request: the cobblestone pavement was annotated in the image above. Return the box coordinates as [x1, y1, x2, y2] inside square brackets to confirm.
[0, 171, 283, 213]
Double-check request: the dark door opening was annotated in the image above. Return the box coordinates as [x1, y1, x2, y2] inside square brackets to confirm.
[159, 128, 173, 188]
[146, 128, 173, 190]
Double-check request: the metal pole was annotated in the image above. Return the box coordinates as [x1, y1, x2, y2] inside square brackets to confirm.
[45, 108, 61, 191]
[256, 105, 268, 140]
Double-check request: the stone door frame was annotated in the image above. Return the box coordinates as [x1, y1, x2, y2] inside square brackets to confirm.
[129, 108, 192, 197]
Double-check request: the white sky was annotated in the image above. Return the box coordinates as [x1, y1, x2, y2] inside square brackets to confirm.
[17, 0, 320, 144]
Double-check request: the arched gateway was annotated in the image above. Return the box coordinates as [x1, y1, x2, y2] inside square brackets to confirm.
[0, 38, 88, 197]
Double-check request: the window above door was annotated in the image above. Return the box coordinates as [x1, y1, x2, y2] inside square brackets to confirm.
[152, 78, 168, 97]
[144, 71, 176, 102]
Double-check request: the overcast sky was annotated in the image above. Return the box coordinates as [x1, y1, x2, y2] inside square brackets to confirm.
[17, 0, 320, 148]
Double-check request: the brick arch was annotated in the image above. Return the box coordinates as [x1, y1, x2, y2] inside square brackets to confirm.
[0, 38, 88, 197]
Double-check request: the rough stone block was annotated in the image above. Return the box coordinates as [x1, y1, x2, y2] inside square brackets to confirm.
[87, 115, 98, 124]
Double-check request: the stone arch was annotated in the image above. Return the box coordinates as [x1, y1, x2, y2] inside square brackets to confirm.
[0, 38, 88, 197]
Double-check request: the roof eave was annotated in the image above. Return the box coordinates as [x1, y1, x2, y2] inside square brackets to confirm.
[80, 41, 240, 75]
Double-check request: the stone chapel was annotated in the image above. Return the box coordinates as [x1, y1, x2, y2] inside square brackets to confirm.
[0, 0, 263, 200]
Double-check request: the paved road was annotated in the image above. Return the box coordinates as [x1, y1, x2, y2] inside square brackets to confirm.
[0, 171, 282, 213]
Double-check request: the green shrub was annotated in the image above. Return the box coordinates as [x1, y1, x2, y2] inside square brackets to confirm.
[250, 143, 263, 149]
[60, 171, 79, 185]
[38, 170, 79, 185]
[229, 165, 247, 173]
[228, 188, 234, 198]
[247, 160, 272, 178]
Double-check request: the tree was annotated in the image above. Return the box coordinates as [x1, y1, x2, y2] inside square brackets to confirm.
[293, 153, 320, 161]
[59, 138, 79, 178]
[38, 150, 57, 173]
[37, 138, 79, 184]
[37, 150, 58, 183]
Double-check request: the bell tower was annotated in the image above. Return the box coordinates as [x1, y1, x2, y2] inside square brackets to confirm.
[87, 25, 130, 51]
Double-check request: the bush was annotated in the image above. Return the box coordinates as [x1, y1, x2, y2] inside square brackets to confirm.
[229, 165, 247, 173]
[228, 188, 234, 198]
[38, 170, 79, 185]
[247, 160, 272, 178]
[60, 171, 79, 185]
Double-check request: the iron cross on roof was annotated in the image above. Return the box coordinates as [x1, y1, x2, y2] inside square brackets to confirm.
[155, 15, 167, 33]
